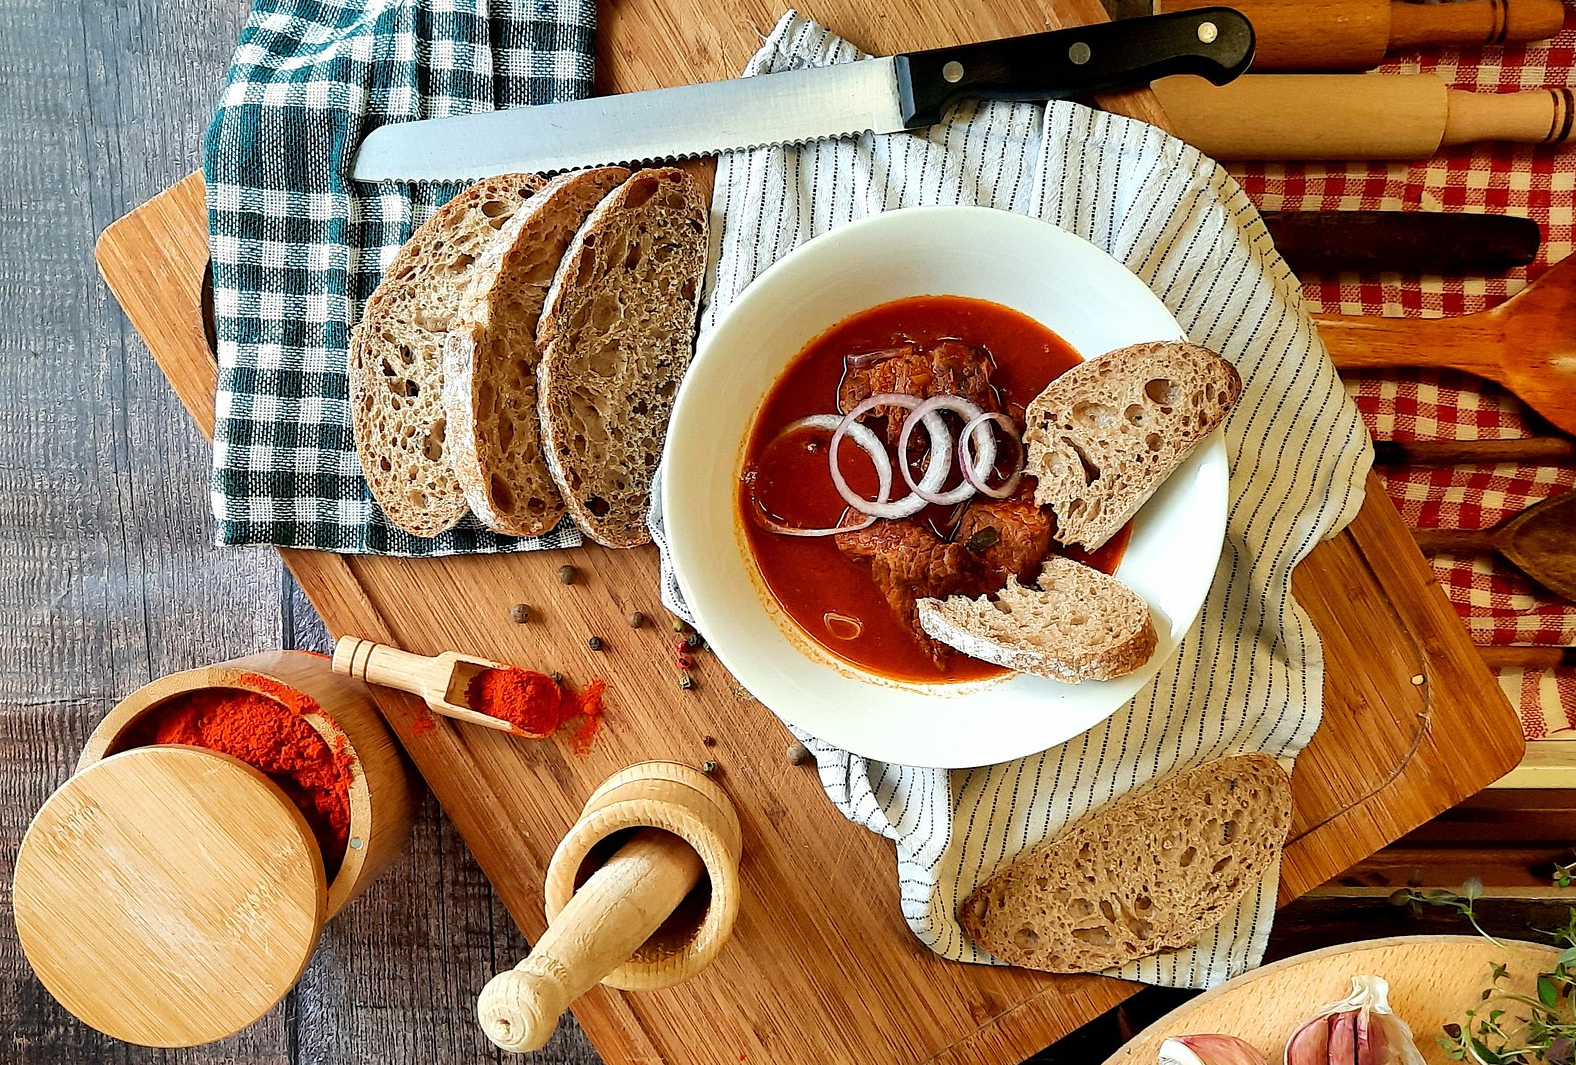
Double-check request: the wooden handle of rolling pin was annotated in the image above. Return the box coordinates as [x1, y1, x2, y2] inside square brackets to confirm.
[1156, 0, 1565, 71]
[1155, 74, 1576, 159]
[477, 829, 705, 1054]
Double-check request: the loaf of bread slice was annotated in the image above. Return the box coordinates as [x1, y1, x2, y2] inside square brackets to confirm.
[917, 556, 1156, 681]
[1023, 341, 1242, 551]
[442, 167, 631, 537]
[536, 167, 708, 548]
[349, 174, 547, 537]
[959, 754, 1292, 974]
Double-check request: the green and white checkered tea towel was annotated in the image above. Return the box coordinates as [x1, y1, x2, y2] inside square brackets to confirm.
[203, 0, 595, 555]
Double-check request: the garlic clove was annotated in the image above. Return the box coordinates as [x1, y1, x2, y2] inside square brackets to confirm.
[1158, 1034, 1269, 1065]
[1356, 1003, 1389, 1065]
[1328, 1011, 1357, 1065]
[1282, 1012, 1330, 1065]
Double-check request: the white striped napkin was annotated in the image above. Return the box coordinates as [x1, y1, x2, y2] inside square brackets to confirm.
[649, 11, 1373, 988]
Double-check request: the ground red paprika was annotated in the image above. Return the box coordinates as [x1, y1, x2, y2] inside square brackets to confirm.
[465, 667, 607, 752]
[466, 667, 563, 737]
[125, 676, 355, 878]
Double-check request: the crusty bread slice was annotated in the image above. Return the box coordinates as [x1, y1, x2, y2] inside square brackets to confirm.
[443, 167, 631, 537]
[536, 167, 708, 548]
[917, 556, 1156, 681]
[348, 174, 546, 538]
[1023, 341, 1242, 551]
[959, 754, 1292, 973]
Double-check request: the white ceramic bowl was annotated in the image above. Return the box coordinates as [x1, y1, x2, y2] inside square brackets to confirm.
[663, 206, 1228, 768]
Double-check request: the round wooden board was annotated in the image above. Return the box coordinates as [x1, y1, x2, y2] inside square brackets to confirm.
[1102, 935, 1562, 1065]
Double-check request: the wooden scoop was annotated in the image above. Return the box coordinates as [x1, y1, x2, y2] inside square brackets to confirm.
[330, 635, 530, 736]
[1412, 490, 1576, 602]
[1316, 254, 1576, 437]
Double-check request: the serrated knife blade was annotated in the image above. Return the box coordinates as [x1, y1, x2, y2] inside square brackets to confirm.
[352, 8, 1254, 183]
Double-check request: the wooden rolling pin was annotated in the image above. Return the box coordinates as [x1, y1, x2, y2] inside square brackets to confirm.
[1157, 0, 1566, 71]
[1156, 74, 1576, 158]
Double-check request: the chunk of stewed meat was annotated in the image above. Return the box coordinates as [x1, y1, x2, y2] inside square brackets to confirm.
[839, 341, 999, 443]
[836, 519, 985, 669]
[955, 482, 1055, 587]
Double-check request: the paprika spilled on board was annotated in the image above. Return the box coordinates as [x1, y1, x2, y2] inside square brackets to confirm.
[465, 667, 607, 754]
[122, 674, 355, 878]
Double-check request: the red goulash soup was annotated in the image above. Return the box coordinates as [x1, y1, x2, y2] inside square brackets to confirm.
[739, 295, 1129, 683]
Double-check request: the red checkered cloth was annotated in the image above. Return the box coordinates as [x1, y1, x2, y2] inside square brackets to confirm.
[1231, 5, 1576, 740]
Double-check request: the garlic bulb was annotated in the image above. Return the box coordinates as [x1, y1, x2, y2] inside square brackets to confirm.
[1282, 976, 1427, 1065]
[1159, 1034, 1269, 1065]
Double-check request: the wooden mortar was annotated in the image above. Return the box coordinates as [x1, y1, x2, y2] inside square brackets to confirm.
[77, 649, 420, 916]
[477, 761, 743, 1054]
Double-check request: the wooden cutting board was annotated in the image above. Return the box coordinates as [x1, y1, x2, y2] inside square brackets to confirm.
[92, 0, 1524, 1062]
[1102, 935, 1562, 1064]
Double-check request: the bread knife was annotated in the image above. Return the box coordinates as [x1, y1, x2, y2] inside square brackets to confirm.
[351, 9, 1253, 182]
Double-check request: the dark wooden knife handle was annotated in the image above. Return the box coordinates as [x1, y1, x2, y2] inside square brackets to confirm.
[896, 8, 1253, 127]
[1262, 210, 1540, 275]
[1477, 644, 1576, 670]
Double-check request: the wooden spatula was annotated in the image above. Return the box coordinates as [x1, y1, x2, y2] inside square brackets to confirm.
[331, 635, 535, 736]
[1315, 254, 1576, 436]
[1412, 491, 1576, 602]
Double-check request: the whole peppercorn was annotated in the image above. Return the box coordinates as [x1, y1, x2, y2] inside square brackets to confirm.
[700, 759, 717, 775]
[556, 564, 577, 585]
[626, 611, 645, 628]
[679, 674, 695, 691]
[670, 617, 688, 633]
[786, 740, 811, 766]
[702, 735, 716, 747]
[508, 603, 531, 624]
[549, 671, 563, 684]
[684, 633, 703, 650]
[587, 636, 604, 651]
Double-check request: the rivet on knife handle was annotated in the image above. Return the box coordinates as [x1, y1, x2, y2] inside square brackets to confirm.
[896, 7, 1255, 128]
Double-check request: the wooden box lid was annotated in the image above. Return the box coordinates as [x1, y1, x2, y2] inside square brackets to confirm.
[13, 746, 329, 1048]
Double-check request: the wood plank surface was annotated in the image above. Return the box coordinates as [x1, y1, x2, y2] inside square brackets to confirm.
[89, 0, 1524, 1058]
[0, 0, 598, 1061]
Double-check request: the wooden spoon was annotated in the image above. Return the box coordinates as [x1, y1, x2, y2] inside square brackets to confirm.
[1411, 491, 1576, 602]
[331, 635, 535, 736]
[1315, 254, 1576, 437]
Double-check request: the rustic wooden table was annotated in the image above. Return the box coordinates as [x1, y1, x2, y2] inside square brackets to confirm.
[1, 1, 1559, 1063]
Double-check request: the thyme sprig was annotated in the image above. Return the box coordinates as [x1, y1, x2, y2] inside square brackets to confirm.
[1389, 876, 1575, 1064]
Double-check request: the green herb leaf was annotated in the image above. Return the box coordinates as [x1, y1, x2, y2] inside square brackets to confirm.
[1470, 1035, 1507, 1064]
[1542, 977, 1562, 1009]
[1464, 877, 1485, 902]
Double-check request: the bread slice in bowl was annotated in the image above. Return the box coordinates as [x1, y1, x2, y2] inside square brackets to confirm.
[959, 753, 1293, 973]
[536, 167, 708, 548]
[349, 174, 546, 537]
[917, 555, 1156, 682]
[443, 167, 630, 537]
[1023, 341, 1241, 551]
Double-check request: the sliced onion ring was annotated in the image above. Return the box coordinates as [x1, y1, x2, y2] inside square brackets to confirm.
[897, 395, 987, 505]
[831, 394, 945, 519]
[747, 415, 884, 537]
[959, 411, 1025, 500]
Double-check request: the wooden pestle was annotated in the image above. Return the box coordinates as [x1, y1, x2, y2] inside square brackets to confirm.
[1155, 74, 1575, 159]
[477, 829, 705, 1053]
[1158, 0, 1566, 72]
